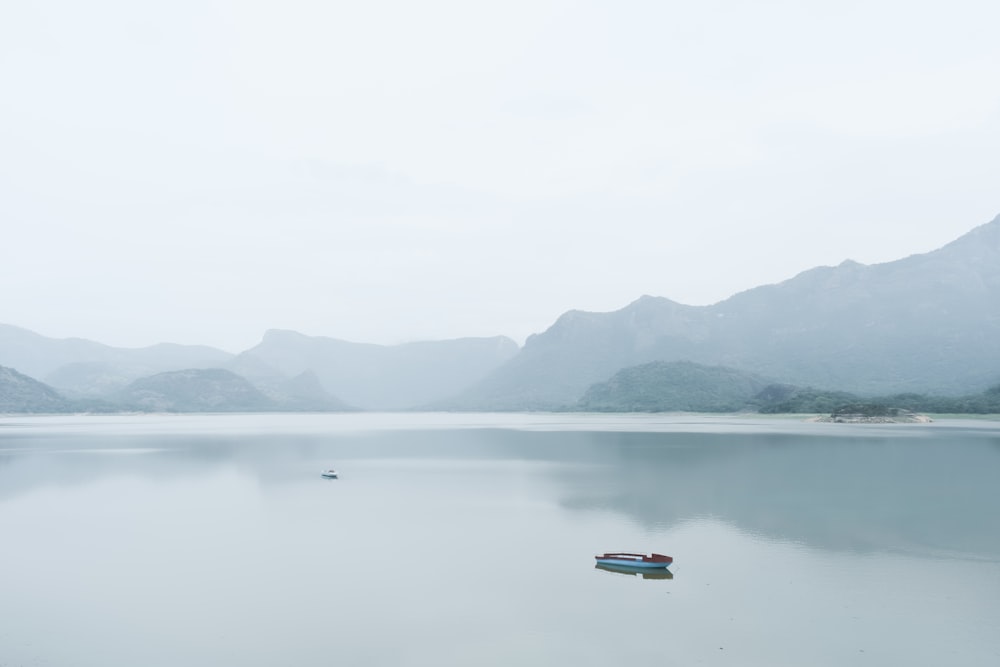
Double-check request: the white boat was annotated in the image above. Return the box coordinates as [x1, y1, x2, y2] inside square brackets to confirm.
[321, 469, 338, 479]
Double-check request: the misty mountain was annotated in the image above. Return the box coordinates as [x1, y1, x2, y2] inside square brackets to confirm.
[577, 361, 770, 412]
[236, 330, 519, 409]
[0, 365, 72, 413]
[0, 324, 234, 397]
[222, 353, 353, 408]
[5, 214, 999, 413]
[44, 362, 149, 398]
[258, 370, 357, 411]
[115, 368, 277, 412]
[450, 215, 1000, 409]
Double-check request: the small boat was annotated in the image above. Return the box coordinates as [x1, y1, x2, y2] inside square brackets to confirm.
[594, 552, 672, 569]
[321, 469, 338, 479]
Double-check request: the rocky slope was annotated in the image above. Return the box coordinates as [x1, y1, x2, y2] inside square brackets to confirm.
[0, 365, 71, 413]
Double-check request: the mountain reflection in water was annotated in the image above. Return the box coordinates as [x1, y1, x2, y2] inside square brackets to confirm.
[1, 415, 999, 560]
[1, 414, 998, 667]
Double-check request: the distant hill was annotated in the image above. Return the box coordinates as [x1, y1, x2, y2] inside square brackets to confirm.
[115, 368, 277, 412]
[237, 330, 519, 410]
[0, 324, 515, 412]
[443, 296, 717, 409]
[578, 361, 770, 412]
[758, 384, 1000, 415]
[224, 350, 355, 410]
[0, 324, 233, 397]
[258, 370, 356, 411]
[754, 386, 861, 414]
[579, 362, 1000, 415]
[449, 214, 1000, 409]
[44, 362, 146, 398]
[0, 363, 354, 414]
[0, 365, 71, 413]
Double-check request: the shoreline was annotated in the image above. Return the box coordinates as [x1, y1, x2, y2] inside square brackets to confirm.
[806, 413, 933, 424]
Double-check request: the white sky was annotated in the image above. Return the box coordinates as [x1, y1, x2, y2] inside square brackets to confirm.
[2, 0, 999, 353]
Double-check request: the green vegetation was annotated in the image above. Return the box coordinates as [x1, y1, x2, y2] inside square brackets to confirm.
[576, 361, 1000, 415]
[577, 361, 768, 412]
[760, 385, 1000, 415]
[881, 386, 1000, 414]
[755, 387, 860, 414]
[831, 403, 899, 418]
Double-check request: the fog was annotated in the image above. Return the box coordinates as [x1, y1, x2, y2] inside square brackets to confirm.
[2, 1, 998, 351]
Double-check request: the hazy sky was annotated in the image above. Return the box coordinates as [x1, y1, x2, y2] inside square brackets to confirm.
[3, 0, 998, 353]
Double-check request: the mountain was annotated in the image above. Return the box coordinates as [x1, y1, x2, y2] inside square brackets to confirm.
[0, 324, 513, 411]
[260, 370, 356, 411]
[44, 362, 149, 398]
[115, 368, 277, 412]
[450, 214, 1000, 409]
[577, 361, 770, 412]
[0, 324, 233, 397]
[224, 352, 355, 410]
[5, 214, 999, 412]
[443, 296, 716, 409]
[236, 330, 519, 409]
[0, 365, 72, 413]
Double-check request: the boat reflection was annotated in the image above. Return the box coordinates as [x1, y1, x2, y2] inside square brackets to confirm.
[595, 562, 673, 580]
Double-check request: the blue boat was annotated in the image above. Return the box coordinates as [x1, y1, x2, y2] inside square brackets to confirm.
[594, 552, 672, 568]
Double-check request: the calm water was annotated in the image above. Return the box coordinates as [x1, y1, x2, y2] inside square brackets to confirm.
[1, 413, 999, 666]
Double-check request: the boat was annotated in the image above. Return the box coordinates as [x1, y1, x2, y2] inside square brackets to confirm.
[594, 552, 672, 569]
[321, 469, 338, 479]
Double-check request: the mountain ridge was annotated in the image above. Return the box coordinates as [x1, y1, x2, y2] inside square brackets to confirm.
[1, 214, 998, 412]
[444, 214, 1000, 408]
[237, 331, 520, 410]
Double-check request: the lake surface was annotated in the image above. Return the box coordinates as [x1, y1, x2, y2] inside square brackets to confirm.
[2, 413, 999, 666]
